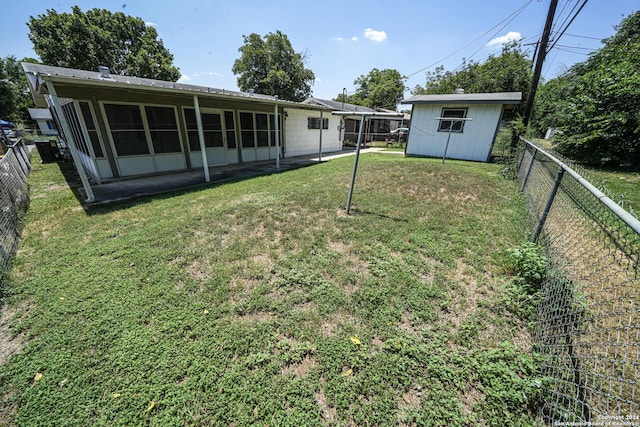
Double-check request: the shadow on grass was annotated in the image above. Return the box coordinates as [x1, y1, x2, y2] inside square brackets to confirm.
[56, 160, 321, 216]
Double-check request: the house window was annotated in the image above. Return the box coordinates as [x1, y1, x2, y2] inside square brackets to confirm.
[145, 106, 181, 153]
[438, 108, 467, 133]
[308, 117, 328, 129]
[104, 104, 149, 156]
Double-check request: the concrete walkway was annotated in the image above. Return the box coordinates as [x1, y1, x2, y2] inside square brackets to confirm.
[84, 148, 392, 206]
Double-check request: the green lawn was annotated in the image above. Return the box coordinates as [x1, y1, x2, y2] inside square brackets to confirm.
[1, 154, 541, 426]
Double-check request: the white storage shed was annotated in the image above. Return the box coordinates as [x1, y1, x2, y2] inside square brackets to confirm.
[403, 92, 521, 162]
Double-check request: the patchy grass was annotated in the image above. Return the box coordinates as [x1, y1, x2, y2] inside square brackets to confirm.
[0, 154, 541, 426]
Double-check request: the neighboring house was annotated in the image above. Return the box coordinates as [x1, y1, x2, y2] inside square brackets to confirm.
[22, 63, 340, 199]
[27, 108, 58, 136]
[303, 98, 408, 143]
[402, 91, 521, 162]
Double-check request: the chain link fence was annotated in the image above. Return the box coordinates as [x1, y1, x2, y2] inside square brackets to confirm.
[0, 141, 31, 281]
[516, 137, 639, 424]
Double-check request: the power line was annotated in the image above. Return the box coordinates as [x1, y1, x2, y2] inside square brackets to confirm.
[405, 0, 534, 79]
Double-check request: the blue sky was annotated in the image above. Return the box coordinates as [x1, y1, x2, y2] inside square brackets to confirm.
[2, 1, 638, 102]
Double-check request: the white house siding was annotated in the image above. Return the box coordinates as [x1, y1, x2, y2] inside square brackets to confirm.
[284, 108, 341, 157]
[406, 103, 504, 162]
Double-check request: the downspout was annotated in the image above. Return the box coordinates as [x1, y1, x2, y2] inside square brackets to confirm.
[45, 80, 95, 203]
[193, 95, 210, 182]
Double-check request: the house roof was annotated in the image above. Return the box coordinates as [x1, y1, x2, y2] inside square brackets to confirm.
[303, 97, 376, 113]
[402, 92, 522, 105]
[27, 108, 53, 120]
[22, 62, 327, 111]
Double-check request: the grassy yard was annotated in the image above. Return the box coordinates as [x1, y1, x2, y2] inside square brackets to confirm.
[1, 154, 540, 426]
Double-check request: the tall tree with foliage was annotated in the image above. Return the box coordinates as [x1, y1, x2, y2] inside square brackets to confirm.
[413, 42, 532, 113]
[0, 55, 36, 122]
[232, 31, 315, 101]
[547, 11, 640, 167]
[28, 6, 180, 81]
[339, 68, 406, 110]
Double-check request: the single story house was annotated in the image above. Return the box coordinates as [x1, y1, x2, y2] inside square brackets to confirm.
[27, 108, 58, 136]
[402, 91, 521, 162]
[22, 63, 341, 201]
[303, 97, 409, 143]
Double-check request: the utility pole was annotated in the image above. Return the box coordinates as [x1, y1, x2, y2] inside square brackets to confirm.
[523, 0, 558, 127]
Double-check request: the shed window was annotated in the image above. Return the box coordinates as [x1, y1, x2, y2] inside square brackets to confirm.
[308, 117, 328, 129]
[438, 108, 467, 133]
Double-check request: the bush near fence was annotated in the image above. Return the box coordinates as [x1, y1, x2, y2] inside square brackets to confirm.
[0, 142, 31, 285]
[516, 137, 639, 424]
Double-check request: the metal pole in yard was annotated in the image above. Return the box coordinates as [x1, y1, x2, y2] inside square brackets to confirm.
[532, 167, 565, 242]
[346, 113, 366, 214]
[442, 121, 454, 164]
[437, 117, 472, 164]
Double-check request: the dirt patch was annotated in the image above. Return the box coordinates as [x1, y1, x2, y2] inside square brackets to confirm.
[398, 387, 422, 426]
[281, 355, 317, 378]
[316, 377, 339, 423]
[0, 302, 30, 365]
[458, 384, 485, 417]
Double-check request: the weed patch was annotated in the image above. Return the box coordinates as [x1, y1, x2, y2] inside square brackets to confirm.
[0, 154, 542, 425]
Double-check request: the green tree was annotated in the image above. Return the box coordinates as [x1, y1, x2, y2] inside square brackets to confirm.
[0, 55, 36, 123]
[28, 6, 180, 81]
[344, 68, 406, 110]
[548, 11, 640, 167]
[232, 31, 315, 101]
[413, 42, 532, 114]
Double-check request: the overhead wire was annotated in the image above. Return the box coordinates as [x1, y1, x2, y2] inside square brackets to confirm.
[404, 0, 534, 79]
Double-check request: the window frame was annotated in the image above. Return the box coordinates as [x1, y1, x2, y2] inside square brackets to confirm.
[308, 117, 329, 130]
[437, 108, 468, 133]
[100, 101, 184, 157]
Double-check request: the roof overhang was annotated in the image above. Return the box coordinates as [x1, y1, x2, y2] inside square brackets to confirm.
[402, 92, 522, 105]
[22, 62, 329, 112]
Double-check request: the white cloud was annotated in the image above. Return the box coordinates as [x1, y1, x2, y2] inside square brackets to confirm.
[193, 71, 224, 78]
[177, 74, 191, 82]
[145, 21, 158, 27]
[334, 36, 359, 43]
[486, 31, 522, 47]
[363, 28, 387, 42]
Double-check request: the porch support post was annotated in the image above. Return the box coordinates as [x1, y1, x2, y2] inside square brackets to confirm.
[193, 95, 210, 182]
[274, 99, 280, 171]
[318, 109, 323, 162]
[45, 81, 95, 203]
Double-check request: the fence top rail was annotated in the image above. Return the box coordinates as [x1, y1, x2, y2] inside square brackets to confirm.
[520, 136, 640, 235]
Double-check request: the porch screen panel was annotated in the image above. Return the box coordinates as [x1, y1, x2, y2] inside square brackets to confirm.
[240, 112, 255, 148]
[256, 113, 269, 147]
[269, 114, 281, 147]
[145, 106, 181, 153]
[79, 102, 104, 158]
[184, 109, 225, 151]
[61, 102, 90, 155]
[224, 111, 237, 149]
[104, 104, 149, 156]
